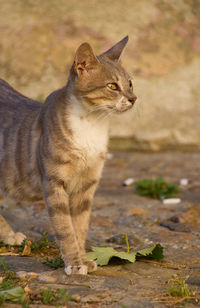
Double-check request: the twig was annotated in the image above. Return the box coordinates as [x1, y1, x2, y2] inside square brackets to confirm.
[125, 234, 129, 253]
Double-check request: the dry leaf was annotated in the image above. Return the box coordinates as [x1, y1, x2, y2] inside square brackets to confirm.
[21, 240, 32, 256]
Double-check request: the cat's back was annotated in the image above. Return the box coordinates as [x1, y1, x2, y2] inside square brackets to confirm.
[0, 78, 42, 118]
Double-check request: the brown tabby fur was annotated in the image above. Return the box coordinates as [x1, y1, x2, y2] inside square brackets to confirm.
[0, 36, 137, 274]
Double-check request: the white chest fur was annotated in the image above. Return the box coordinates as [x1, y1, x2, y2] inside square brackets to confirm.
[68, 100, 109, 158]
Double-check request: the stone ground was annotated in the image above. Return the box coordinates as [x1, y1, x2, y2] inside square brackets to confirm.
[0, 152, 200, 307]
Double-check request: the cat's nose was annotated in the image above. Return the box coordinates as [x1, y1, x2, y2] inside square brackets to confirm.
[128, 96, 137, 105]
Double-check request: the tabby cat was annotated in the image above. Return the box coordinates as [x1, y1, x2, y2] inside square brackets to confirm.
[0, 36, 137, 274]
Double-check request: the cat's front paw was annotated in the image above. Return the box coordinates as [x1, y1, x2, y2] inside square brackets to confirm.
[65, 265, 88, 275]
[82, 259, 97, 273]
[5, 232, 26, 245]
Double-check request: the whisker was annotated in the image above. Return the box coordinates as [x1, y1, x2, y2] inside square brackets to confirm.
[85, 106, 106, 117]
[95, 108, 115, 123]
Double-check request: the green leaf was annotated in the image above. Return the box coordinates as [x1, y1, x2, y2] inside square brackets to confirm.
[87, 243, 164, 266]
[0, 286, 26, 303]
[136, 243, 164, 260]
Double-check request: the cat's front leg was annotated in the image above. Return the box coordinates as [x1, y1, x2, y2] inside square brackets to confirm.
[71, 180, 98, 273]
[42, 177, 87, 275]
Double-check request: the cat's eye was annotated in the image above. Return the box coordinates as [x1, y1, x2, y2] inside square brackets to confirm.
[129, 80, 133, 88]
[107, 83, 119, 91]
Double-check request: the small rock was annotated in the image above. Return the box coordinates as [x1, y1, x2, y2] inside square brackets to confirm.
[160, 218, 190, 232]
[179, 178, 188, 186]
[81, 294, 101, 303]
[16, 271, 39, 280]
[179, 205, 200, 226]
[37, 273, 58, 283]
[187, 276, 200, 286]
[98, 291, 112, 298]
[168, 215, 179, 223]
[123, 178, 134, 186]
[27, 272, 39, 279]
[16, 271, 28, 279]
[106, 153, 113, 159]
[125, 207, 149, 216]
[72, 294, 81, 302]
[163, 198, 181, 204]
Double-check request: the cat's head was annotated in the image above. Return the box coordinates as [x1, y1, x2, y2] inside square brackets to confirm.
[70, 36, 137, 113]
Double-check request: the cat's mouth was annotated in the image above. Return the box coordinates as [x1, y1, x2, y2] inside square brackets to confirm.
[115, 103, 134, 113]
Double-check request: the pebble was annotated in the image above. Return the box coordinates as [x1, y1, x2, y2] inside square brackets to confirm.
[81, 294, 101, 303]
[123, 178, 134, 186]
[163, 198, 181, 204]
[16, 271, 39, 280]
[179, 178, 188, 186]
[36, 273, 58, 283]
[106, 153, 113, 160]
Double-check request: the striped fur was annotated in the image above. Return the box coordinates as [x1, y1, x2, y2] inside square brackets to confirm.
[0, 36, 137, 274]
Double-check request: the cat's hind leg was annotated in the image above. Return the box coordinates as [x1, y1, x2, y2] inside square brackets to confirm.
[0, 198, 26, 245]
[0, 214, 26, 245]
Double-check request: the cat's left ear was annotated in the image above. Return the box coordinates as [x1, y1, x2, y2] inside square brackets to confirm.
[74, 42, 100, 76]
[99, 36, 129, 61]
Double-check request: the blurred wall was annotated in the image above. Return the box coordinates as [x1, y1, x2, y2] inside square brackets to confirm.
[0, 0, 200, 151]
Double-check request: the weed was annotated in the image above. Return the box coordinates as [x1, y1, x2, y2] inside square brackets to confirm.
[41, 287, 73, 305]
[168, 275, 193, 297]
[18, 239, 27, 253]
[118, 303, 128, 308]
[0, 286, 28, 306]
[31, 233, 50, 253]
[0, 258, 9, 272]
[43, 256, 64, 269]
[0, 242, 9, 248]
[36, 94, 45, 103]
[18, 233, 51, 255]
[134, 177, 180, 199]
[0, 271, 19, 290]
[42, 287, 56, 304]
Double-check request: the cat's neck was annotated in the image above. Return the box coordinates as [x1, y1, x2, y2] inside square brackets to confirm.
[66, 90, 109, 155]
[66, 85, 110, 127]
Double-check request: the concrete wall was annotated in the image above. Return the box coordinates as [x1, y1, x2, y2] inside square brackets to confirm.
[0, 0, 200, 150]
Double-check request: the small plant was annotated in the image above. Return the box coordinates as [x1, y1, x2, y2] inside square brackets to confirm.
[0, 271, 19, 290]
[134, 177, 180, 199]
[42, 287, 56, 305]
[41, 287, 73, 305]
[43, 256, 64, 269]
[0, 242, 9, 248]
[36, 94, 45, 103]
[31, 232, 50, 253]
[168, 275, 193, 297]
[0, 258, 9, 271]
[0, 268, 27, 306]
[18, 233, 51, 255]
[0, 286, 27, 305]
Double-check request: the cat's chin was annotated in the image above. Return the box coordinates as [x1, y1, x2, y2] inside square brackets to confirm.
[115, 106, 134, 113]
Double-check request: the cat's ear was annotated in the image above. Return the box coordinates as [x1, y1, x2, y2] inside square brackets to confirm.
[74, 43, 100, 76]
[100, 36, 129, 61]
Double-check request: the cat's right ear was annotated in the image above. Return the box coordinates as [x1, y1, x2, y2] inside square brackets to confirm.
[74, 43, 100, 76]
[99, 36, 129, 61]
